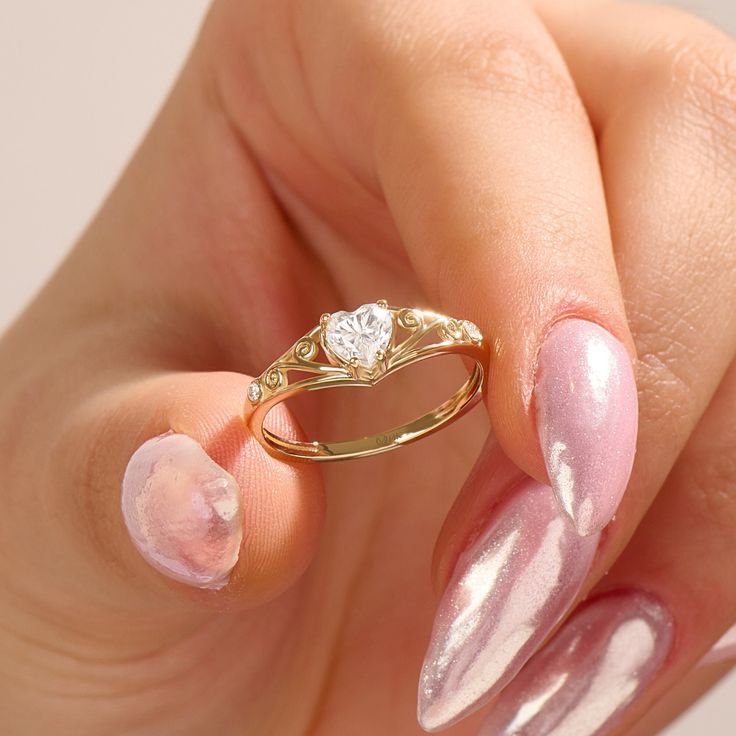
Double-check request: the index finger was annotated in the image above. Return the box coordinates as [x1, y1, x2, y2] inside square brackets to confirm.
[352, 0, 638, 537]
[214, 0, 638, 536]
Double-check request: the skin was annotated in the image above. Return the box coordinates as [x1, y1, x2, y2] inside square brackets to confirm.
[0, 0, 735, 733]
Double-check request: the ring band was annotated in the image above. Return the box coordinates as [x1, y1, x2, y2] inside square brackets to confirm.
[246, 301, 489, 461]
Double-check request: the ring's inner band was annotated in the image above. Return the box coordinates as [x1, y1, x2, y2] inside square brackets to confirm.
[260, 362, 484, 461]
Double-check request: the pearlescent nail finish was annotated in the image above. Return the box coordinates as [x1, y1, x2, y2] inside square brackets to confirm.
[417, 479, 598, 732]
[536, 319, 638, 536]
[121, 432, 243, 589]
[699, 624, 736, 666]
[479, 591, 673, 736]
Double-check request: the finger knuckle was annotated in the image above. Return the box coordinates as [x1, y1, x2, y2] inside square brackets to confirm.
[636, 348, 696, 433]
[367, 1, 584, 118]
[682, 378, 736, 535]
[631, 305, 701, 434]
[427, 29, 584, 118]
[689, 453, 736, 535]
[653, 34, 736, 154]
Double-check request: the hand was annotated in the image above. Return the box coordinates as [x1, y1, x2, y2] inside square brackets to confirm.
[1, 1, 735, 734]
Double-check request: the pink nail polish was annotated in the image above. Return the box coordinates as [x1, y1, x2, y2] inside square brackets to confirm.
[536, 319, 638, 536]
[699, 624, 736, 666]
[121, 432, 243, 589]
[479, 591, 674, 736]
[417, 478, 598, 732]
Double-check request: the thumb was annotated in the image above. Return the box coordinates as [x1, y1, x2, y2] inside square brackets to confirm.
[38, 370, 324, 617]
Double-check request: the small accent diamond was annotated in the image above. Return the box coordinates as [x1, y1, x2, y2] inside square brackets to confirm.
[247, 380, 263, 403]
[460, 320, 483, 343]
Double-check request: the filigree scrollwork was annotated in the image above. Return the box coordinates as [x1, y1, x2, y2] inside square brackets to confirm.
[397, 308, 423, 331]
[254, 304, 486, 403]
[265, 367, 284, 391]
[294, 337, 318, 362]
[256, 328, 348, 396]
[439, 318, 464, 342]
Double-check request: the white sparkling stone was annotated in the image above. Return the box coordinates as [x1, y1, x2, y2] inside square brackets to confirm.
[461, 320, 483, 342]
[247, 381, 262, 403]
[324, 303, 393, 368]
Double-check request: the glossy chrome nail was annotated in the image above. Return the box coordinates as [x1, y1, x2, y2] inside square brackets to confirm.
[479, 591, 674, 736]
[699, 624, 736, 666]
[121, 432, 242, 589]
[536, 319, 638, 536]
[417, 478, 599, 732]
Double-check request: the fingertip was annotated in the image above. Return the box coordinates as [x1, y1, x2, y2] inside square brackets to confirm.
[71, 371, 325, 609]
[216, 401, 326, 603]
[154, 372, 325, 606]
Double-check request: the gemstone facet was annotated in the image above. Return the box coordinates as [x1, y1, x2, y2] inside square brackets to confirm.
[324, 303, 393, 368]
[247, 381, 262, 403]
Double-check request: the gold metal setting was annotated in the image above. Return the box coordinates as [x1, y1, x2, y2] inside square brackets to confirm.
[247, 302, 489, 461]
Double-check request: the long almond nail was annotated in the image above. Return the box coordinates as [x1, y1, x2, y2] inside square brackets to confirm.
[699, 624, 736, 666]
[479, 591, 674, 736]
[536, 319, 638, 536]
[417, 478, 598, 732]
[121, 432, 243, 589]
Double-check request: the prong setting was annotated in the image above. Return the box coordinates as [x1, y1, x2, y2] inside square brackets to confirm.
[347, 356, 361, 378]
[321, 302, 394, 377]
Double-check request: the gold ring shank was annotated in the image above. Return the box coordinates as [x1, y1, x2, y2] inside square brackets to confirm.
[247, 306, 489, 462]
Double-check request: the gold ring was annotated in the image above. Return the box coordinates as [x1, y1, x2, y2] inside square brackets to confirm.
[246, 300, 489, 461]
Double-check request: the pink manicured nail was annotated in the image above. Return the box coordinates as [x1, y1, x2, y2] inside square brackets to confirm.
[536, 319, 638, 536]
[121, 432, 243, 589]
[417, 478, 599, 732]
[699, 624, 736, 666]
[479, 591, 674, 736]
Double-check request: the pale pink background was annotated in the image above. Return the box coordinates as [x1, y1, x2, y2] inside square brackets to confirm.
[0, 1, 733, 733]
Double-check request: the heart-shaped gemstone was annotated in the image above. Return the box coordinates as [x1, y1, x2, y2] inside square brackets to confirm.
[323, 303, 393, 368]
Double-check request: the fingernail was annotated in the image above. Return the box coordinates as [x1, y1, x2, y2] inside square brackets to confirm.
[479, 591, 674, 736]
[536, 319, 638, 536]
[121, 432, 243, 589]
[699, 624, 736, 666]
[417, 478, 598, 732]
